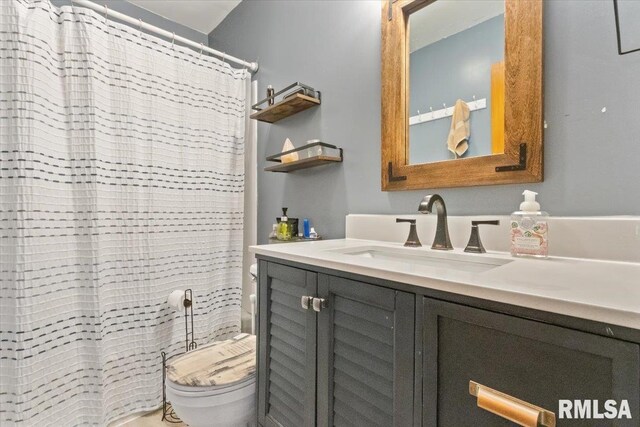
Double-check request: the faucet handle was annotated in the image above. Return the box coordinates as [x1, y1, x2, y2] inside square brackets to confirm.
[465, 220, 500, 253]
[396, 218, 421, 247]
[471, 220, 500, 227]
[396, 218, 416, 224]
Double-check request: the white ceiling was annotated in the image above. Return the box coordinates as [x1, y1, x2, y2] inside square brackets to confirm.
[410, 0, 505, 53]
[128, 0, 241, 34]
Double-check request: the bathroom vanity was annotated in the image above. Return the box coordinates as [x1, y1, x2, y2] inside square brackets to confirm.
[251, 216, 640, 427]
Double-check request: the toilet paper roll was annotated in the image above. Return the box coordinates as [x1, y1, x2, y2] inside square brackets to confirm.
[167, 289, 185, 311]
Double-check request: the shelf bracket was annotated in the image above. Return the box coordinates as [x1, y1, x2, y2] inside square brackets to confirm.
[388, 162, 407, 182]
[495, 143, 527, 172]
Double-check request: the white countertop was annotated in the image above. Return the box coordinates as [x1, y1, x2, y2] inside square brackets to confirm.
[250, 238, 640, 330]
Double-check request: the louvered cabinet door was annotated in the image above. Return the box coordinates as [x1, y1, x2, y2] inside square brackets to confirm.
[317, 275, 415, 427]
[258, 261, 317, 427]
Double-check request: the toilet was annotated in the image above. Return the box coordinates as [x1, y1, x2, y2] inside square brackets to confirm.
[165, 333, 256, 427]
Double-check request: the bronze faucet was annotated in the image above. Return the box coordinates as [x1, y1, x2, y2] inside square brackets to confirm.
[418, 194, 453, 250]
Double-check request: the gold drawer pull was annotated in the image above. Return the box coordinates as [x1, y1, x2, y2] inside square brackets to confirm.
[469, 381, 556, 427]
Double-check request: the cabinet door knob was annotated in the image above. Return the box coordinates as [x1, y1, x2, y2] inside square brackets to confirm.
[301, 295, 312, 310]
[312, 297, 327, 312]
[469, 381, 556, 427]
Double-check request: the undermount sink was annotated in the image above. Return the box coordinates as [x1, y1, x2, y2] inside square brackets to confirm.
[328, 246, 512, 273]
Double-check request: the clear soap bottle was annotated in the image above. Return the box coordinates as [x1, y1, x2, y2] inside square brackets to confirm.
[276, 207, 291, 241]
[510, 190, 549, 258]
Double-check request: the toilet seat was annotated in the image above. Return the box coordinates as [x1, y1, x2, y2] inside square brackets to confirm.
[166, 333, 256, 391]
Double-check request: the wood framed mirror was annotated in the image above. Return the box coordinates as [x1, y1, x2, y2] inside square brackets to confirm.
[381, 0, 543, 190]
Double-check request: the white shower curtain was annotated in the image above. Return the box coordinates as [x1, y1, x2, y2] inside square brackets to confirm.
[0, 1, 248, 425]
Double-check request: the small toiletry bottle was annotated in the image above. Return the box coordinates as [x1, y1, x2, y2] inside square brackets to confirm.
[276, 208, 291, 241]
[303, 218, 311, 238]
[269, 224, 277, 240]
[267, 85, 275, 106]
[510, 190, 549, 258]
[309, 227, 318, 239]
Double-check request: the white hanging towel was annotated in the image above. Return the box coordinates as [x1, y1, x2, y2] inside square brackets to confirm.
[446, 99, 471, 157]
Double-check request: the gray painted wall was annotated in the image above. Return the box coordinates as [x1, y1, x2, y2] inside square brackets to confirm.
[409, 15, 504, 163]
[209, 0, 640, 244]
[51, 0, 208, 44]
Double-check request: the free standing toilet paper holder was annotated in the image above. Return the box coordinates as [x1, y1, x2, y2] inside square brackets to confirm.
[182, 289, 197, 352]
[161, 288, 197, 423]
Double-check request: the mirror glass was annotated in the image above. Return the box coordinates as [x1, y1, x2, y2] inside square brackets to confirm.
[408, 0, 505, 164]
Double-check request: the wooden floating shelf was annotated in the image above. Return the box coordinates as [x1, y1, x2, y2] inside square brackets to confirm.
[250, 93, 320, 123]
[264, 155, 342, 173]
[268, 236, 323, 244]
[265, 142, 342, 173]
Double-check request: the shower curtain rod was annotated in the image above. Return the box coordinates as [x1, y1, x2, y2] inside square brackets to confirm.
[71, 0, 259, 73]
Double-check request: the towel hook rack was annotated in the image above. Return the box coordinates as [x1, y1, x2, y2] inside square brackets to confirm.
[409, 97, 487, 126]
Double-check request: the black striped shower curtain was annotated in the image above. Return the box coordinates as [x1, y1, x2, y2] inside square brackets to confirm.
[0, 1, 248, 424]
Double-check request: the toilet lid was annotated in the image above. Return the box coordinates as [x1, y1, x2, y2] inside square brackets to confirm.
[166, 333, 256, 388]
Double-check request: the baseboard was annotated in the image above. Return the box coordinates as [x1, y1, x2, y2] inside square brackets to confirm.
[108, 407, 161, 427]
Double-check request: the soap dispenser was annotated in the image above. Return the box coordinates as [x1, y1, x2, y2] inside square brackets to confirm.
[510, 190, 549, 258]
[276, 208, 291, 241]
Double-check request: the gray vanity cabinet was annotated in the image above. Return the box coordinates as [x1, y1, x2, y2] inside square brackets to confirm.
[258, 262, 317, 427]
[257, 261, 416, 427]
[422, 298, 640, 427]
[316, 275, 415, 427]
[257, 258, 640, 427]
